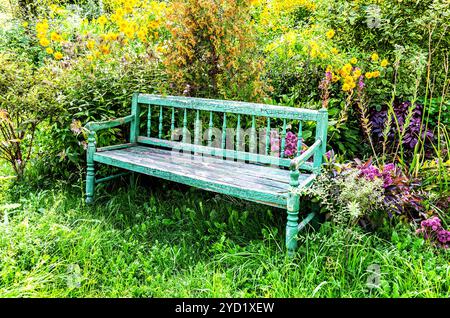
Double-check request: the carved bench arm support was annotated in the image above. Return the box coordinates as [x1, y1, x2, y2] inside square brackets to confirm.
[289, 139, 322, 171]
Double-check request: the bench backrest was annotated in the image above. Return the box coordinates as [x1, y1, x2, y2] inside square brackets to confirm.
[131, 93, 328, 171]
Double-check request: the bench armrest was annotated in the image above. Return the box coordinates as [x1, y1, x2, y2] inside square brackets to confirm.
[289, 139, 322, 171]
[85, 114, 135, 132]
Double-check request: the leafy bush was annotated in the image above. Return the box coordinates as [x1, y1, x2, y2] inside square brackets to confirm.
[0, 53, 63, 178]
[43, 55, 166, 178]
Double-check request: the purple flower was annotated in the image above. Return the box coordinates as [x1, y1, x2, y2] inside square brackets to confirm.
[417, 216, 450, 248]
[360, 164, 381, 181]
[358, 75, 365, 89]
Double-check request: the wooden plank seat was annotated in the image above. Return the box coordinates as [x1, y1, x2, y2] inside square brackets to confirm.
[85, 93, 328, 256]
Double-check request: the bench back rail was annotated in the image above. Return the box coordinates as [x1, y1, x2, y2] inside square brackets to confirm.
[130, 93, 328, 172]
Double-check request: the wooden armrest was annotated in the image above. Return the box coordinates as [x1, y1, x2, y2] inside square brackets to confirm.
[289, 139, 322, 171]
[85, 114, 134, 132]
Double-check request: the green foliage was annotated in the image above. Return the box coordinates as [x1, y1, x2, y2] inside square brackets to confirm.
[0, 53, 63, 178]
[164, 0, 266, 101]
[0, 20, 43, 65]
[42, 55, 166, 178]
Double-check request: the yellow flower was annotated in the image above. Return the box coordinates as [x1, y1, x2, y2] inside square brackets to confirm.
[332, 73, 340, 82]
[344, 75, 354, 84]
[350, 57, 358, 65]
[124, 27, 134, 39]
[331, 47, 339, 55]
[22, 21, 29, 28]
[353, 69, 362, 78]
[365, 72, 373, 79]
[86, 54, 94, 61]
[39, 38, 50, 47]
[320, 52, 328, 59]
[36, 21, 49, 34]
[45, 47, 53, 54]
[86, 40, 95, 50]
[342, 83, 351, 91]
[326, 65, 333, 73]
[372, 70, 380, 78]
[53, 52, 63, 60]
[326, 29, 335, 39]
[137, 29, 147, 42]
[371, 53, 379, 61]
[50, 32, 61, 42]
[342, 63, 353, 74]
[380, 59, 389, 67]
[98, 15, 108, 26]
[106, 33, 118, 41]
[100, 45, 110, 55]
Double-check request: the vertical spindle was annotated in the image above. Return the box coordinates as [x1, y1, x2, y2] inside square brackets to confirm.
[208, 112, 213, 147]
[194, 109, 200, 146]
[266, 117, 271, 155]
[281, 119, 287, 158]
[297, 121, 302, 156]
[182, 108, 188, 143]
[250, 115, 256, 153]
[170, 107, 175, 141]
[147, 105, 151, 137]
[236, 114, 241, 151]
[158, 105, 163, 139]
[221, 113, 227, 150]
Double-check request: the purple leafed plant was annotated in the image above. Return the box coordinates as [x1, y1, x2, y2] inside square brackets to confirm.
[370, 100, 434, 151]
[416, 216, 450, 248]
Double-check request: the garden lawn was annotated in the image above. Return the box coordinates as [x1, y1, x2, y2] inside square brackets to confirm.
[0, 169, 449, 297]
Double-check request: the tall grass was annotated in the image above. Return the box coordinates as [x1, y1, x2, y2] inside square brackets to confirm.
[0, 172, 449, 297]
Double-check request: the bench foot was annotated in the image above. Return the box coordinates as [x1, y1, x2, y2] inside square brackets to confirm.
[85, 168, 95, 205]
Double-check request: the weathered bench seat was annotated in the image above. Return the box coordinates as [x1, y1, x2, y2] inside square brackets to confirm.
[85, 93, 328, 256]
[94, 145, 316, 208]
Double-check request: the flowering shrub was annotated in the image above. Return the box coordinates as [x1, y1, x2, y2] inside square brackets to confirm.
[32, 1, 168, 64]
[305, 153, 426, 228]
[356, 159, 424, 218]
[163, 0, 266, 100]
[300, 165, 385, 228]
[416, 216, 450, 248]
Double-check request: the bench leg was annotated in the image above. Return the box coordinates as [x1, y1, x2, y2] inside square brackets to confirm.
[86, 132, 96, 204]
[286, 169, 300, 257]
[286, 192, 300, 257]
[86, 162, 95, 204]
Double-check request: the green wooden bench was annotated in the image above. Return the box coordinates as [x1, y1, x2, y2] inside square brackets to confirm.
[85, 93, 328, 255]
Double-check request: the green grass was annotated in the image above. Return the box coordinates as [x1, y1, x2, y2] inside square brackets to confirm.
[0, 167, 449, 298]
